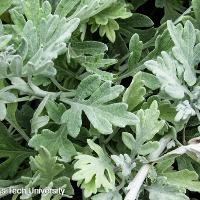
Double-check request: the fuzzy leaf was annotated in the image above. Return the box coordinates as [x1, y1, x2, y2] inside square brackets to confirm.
[145, 51, 185, 99]
[122, 132, 135, 150]
[175, 100, 196, 122]
[69, 0, 116, 22]
[0, 55, 23, 79]
[141, 72, 160, 90]
[148, 182, 189, 200]
[45, 100, 66, 124]
[166, 143, 200, 160]
[167, 20, 199, 86]
[23, 16, 80, 76]
[23, 0, 52, 27]
[142, 96, 177, 122]
[88, 1, 132, 42]
[122, 101, 164, 155]
[29, 126, 76, 162]
[139, 141, 160, 155]
[31, 115, 49, 134]
[111, 154, 136, 177]
[61, 75, 138, 137]
[69, 41, 116, 80]
[55, 0, 80, 17]
[135, 101, 164, 150]
[0, 102, 6, 121]
[163, 169, 200, 193]
[128, 33, 143, 67]
[192, 0, 200, 27]
[155, 0, 186, 23]
[72, 139, 115, 197]
[123, 72, 146, 111]
[28, 147, 65, 187]
[10, 2, 80, 77]
[119, 13, 155, 42]
[0, 35, 12, 51]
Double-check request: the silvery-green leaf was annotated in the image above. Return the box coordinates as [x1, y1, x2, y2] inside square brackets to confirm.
[0, 53, 23, 79]
[69, 41, 116, 80]
[111, 154, 136, 177]
[145, 51, 185, 99]
[167, 20, 198, 86]
[31, 95, 50, 133]
[10, 77, 32, 94]
[61, 75, 138, 137]
[28, 147, 65, 187]
[23, 0, 52, 27]
[55, 0, 80, 17]
[0, 92, 17, 103]
[146, 28, 173, 60]
[122, 132, 135, 151]
[192, 0, 200, 27]
[136, 100, 164, 145]
[70, 41, 108, 56]
[0, 35, 12, 51]
[175, 100, 196, 122]
[166, 143, 200, 160]
[72, 139, 115, 198]
[45, 100, 66, 124]
[139, 141, 160, 156]
[19, 12, 80, 76]
[123, 72, 146, 111]
[163, 169, 200, 193]
[141, 72, 160, 90]
[10, 9, 26, 33]
[17, 38, 28, 60]
[156, 158, 175, 174]
[72, 0, 131, 42]
[0, 102, 6, 121]
[31, 115, 49, 134]
[128, 33, 143, 67]
[9, 55, 23, 76]
[29, 126, 76, 162]
[122, 101, 164, 155]
[147, 181, 189, 200]
[155, 0, 186, 23]
[141, 96, 177, 122]
[69, 0, 116, 22]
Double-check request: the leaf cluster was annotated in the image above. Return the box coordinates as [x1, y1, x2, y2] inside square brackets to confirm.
[1, 0, 200, 200]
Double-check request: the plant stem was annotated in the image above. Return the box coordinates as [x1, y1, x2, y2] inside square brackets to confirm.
[28, 76, 60, 98]
[182, 125, 186, 145]
[125, 134, 173, 200]
[6, 118, 30, 142]
[174, 6, 192, 24]
[116, 175, 126, 191]
[104, 128, 119, 144]
[125, 164, 151, 200]
[50, 77, 71, 91]
[148, 134, 173, 161]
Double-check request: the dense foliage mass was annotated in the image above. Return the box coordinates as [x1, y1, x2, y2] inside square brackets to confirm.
[0, 0, 200, 199]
